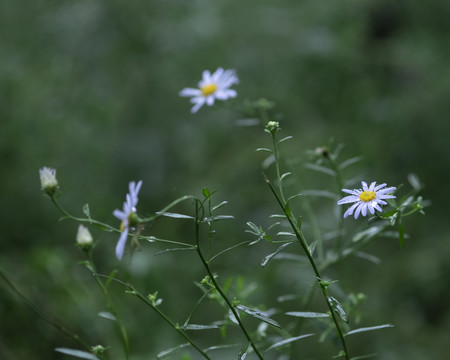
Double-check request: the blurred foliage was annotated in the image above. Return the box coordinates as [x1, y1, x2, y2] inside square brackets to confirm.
[1, 0, 449, 359]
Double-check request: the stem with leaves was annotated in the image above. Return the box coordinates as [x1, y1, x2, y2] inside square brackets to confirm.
[194, 199, 265, 360]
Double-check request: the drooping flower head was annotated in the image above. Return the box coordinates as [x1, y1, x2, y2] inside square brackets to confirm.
[113, 181, 142, 260]
[179, 67, 239, 113]
[337, 181, 396, 219]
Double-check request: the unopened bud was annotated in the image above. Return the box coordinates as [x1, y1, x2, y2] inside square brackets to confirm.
[76, 225, 93, 249]
[39, 167, 58, 194]
[265, 121, 280, 134]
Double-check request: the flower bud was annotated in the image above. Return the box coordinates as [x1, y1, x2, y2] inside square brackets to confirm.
[76, 225, 93, 249]
[265, 121, 280, 134]
[39, 167, 58, 194]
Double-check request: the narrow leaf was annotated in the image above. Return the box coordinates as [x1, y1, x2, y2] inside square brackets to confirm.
[153, 247, 196, 256]
[265, 333, 314, 352]
[211, 201, 228, 211]
[278, 135, 293, 144]
[338, 156, 363, 170]
[280, 172, 291, 182]
[235, 305, 280, 328]
[97, 311, 116, 321]
[184, 324, 220, 330]
[262, 154, 275, 169]
[203, 215, 234, 222]
[256, 147, 273, 153]
[261, 242, 294, 267]
[285, 311, 329, 318]
[205, 343, 240, 353]
[345, 324, 394, 336]
[82, 204, 91, 219]
[54, 348, 99, 360]
[238, 343, 251, 360]
[156, 343, 190, 358]
[156, 212, 194, 220]
[304, 163, 336, 176]
[328, 296, 348, 323]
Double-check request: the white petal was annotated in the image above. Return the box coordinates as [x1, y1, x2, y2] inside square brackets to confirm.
[343, 202, 360, 218]
[361, 181, 368, 191]
[190, 99, 205, 113]
[341, 188, 356, 195]
[354, 203, 364, 219]
[337, 195, 359, 205]
[374, 183, 387, 191]
[206, 95, 215, 106]
[180, 88, 202, 97]
[361, 203, 368, 217]
[115, 229, 129, 260]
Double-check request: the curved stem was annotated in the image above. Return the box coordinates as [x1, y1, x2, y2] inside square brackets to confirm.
[194, 201, 264, 360]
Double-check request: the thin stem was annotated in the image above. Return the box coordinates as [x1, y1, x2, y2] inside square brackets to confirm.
[194, 201, 264, 360]
[85, 254, 130, 360]
[271, 133, 287, 204]
[0, 266, 93, 353]
[265, 177, 350, 360]
[125, 284, 212, 360]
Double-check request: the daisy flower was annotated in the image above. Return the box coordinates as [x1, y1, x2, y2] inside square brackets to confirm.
[179, 67, 239, 113]
[113, 180, 143, 260]
[337, 181, 396, 219]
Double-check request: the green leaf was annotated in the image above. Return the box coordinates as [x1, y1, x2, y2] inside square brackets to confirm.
[235, 305, 280, 328]
[153, 247, 196, 256]
[261, 242, 294, 267]
[338, 156, 363, 170]
[352, 226, 384, 243]
[54, 348, 100, 360]
[204, 343, 240, 353]
[156, 343, 190, 358]
[280, 172, 291, 182]
[238, 343, 251, 360]
[156, 212, 194, 220]
[256, 147, 273, 153]
[183, 324, 220, 330]
[262, 154, 276, 169]
[203, 215, 234, 222]
[328, 296, 348, 323]
[304, 163, 336, 176]
[82, 204, 91, 219]
[265, 334, 314, 352]
[277, 135, 293, 144]
[345, 324, 394, 336]
[97, 311, 116, 321]
[202, 188, 210, 198]
[211, 201, 228, 211]
[285, 311, 330, 318]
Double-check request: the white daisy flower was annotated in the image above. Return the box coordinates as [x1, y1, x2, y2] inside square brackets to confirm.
[113, 180, 143, 260]
[337, 181, 396, 219]
[179, 67, 239, 113]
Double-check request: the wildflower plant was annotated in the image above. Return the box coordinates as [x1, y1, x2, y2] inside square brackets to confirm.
[3, 67, 428, 360]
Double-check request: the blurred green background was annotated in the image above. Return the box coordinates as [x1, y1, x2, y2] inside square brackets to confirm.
[1, 0, 449, 359]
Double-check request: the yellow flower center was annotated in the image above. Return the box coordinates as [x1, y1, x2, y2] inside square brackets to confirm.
[120, 221, 126, 232]
[201, 83, 218, 96]
[359, 190, 376, 202]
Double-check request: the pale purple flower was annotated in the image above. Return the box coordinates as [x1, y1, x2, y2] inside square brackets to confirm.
[179, 67, 239, 113]
[113, 181, 142, 260]
[337, 181, 396, 219]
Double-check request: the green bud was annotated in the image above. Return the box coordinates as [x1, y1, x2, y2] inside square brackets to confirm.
[76, 225, 93, 249]
[265, 121, 280, 134]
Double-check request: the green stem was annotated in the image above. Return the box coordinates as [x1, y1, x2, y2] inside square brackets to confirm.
[271, 133, 287, 204]
[85, 254, 130, 360]
[0, 266, 93, 353]
[265, 178, 349, 359]
[125, 284, 212, 360]
[194, 201, 264, 360]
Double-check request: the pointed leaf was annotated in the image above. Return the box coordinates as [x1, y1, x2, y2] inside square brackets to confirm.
[261, 242, 294, 267]
[97, 311, 116, 321]
[235, 305, 280, 328]
[156, 343, 190, 358]
[211, 201, 228, 211]
[54, 348, 99, 360]
[280, 172, 292, 182]
[156, 212, 194, 220]
[265, 333, 314, 352]
[238, 343, 251, 360]
[304, 163, 336, 176]
[285, 311, 330, 318]
[256, 147, 273, 153]
[153, 247, 196, 256]
[328, 296, 348, 323]
[184, 324, 220, 330]
[82, 204, 91, 219]
[278, 135, 293, 144]
[345, 324, 394, 336]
